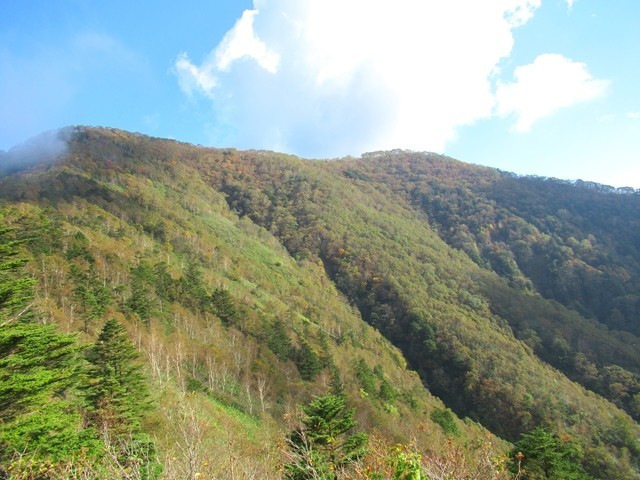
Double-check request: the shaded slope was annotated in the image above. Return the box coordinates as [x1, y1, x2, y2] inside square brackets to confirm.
[330, 151, 640, 422]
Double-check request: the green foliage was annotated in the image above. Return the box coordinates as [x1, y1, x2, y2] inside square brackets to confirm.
[0, 216, 99, 469]
[211, 287, 241, 325]
[509, 427, 591, 480]
[84, 318, 160, 477]
[379, 378, 399, 404]
[390, 445, 427, 480]
[180, 257, 208, 309]
[0, 322, 80, 420]
[599, 415, 640, 457]
[430, 407, 460, 437]
[0, 223, 34, 323]
[285, 394, 368, 479]
[0, 322, 96, 462]
[127, 263, 155, 322]
[268, 318, 293, 361]
[3, 128, 640, 478]
[85, 319, 150, 436]
[294, 339, 322, 381]
[69, 263, 112, 332]
[152, 261, 175, 302]
[65, 230, 95, 263]
[354, 357, 378, 396]
[1, 401, 99, 461]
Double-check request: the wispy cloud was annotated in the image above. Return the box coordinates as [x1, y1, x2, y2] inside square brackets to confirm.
[496, 54, 609, 132]
[173, 0, 610, 157]
[1, 127, 72, 173]
[175, 52, 218, 99]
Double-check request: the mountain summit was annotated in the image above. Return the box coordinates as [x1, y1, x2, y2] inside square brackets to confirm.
[1, 126, 639, 479]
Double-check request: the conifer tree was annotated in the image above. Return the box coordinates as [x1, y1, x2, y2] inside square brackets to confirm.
[182, 258, 208, 308]
[153, 261, 175, 301]
[0, 322, 96, 464]
[295, 340, 322, 381]
[84, 319, 161, 478]
[85, 319, 149, 436]
[0, 224, 33, 324]
[509, 427, 592, 480]
[268, 318, 293, 361]
[0, 216, 97, 470]
[127, 265, 154, 323]
[285, 394, 368, 479]
[211, 287, 239, 325]
[69, 264, 112, 333]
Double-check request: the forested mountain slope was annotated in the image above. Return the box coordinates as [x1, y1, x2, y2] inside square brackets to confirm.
[1, 127, 639, 479]
[329, 152, 640, 421]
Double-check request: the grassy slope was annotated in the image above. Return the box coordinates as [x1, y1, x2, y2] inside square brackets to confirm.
[0, 128, 504, 478]
[1, 127, 639, 478]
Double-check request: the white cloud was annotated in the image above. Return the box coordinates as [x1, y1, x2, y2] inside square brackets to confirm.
[628, 111, 640, 120]
[175, 52, 218, 98]
[215, 9, 279, 73]
[174, 8, 278, 100]
[174, 0, 608, 157]
[496, 54, 609, 132]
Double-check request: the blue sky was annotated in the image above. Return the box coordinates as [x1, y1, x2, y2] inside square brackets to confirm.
[1, 1, 639, 187]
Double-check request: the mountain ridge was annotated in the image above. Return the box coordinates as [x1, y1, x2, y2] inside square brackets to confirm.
[1, 125, 639, 479]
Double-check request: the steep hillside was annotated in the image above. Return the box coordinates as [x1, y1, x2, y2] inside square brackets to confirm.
[329, 151, 640, 422]
[1, 127, 640, 479]
[0, 128, 505, 479]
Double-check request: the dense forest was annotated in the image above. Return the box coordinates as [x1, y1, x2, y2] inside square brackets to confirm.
[1, 126, 639, 479]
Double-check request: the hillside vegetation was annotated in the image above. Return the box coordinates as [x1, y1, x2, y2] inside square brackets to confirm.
[1, 127, 639, 479]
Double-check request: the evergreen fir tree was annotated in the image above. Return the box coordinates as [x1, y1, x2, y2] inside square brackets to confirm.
[0, 216, 98, 470]
[211, 287, 240, 325]
[84, 319, 161, 478]
[268, 318, 293, 361]
[353, 357, 377, 396]
[509, 427, 592, 480]
[69, 264, 112, 333]
[285, 394, 368, 479]
[153, 261, 175, 302]
[182, 257, 208, 308]
[0, 224, 34, 323]
[127, 266, 154, 323]
[85, 319, 150, 436]
[295, 340, 322, 381]
[0, 322, 97, 463]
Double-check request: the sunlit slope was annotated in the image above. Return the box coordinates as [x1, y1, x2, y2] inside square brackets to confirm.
[1, 127, 506, 477]
[2, 127, 639, 478]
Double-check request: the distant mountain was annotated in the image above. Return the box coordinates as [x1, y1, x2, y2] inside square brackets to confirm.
[1, 126, 639, 479]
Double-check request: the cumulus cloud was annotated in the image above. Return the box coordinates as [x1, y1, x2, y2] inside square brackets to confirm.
[495, 54, 609, 132]
[215, 9, 280, 73]
[174, 9, 279, 100]
[173, 0, 607, 157]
